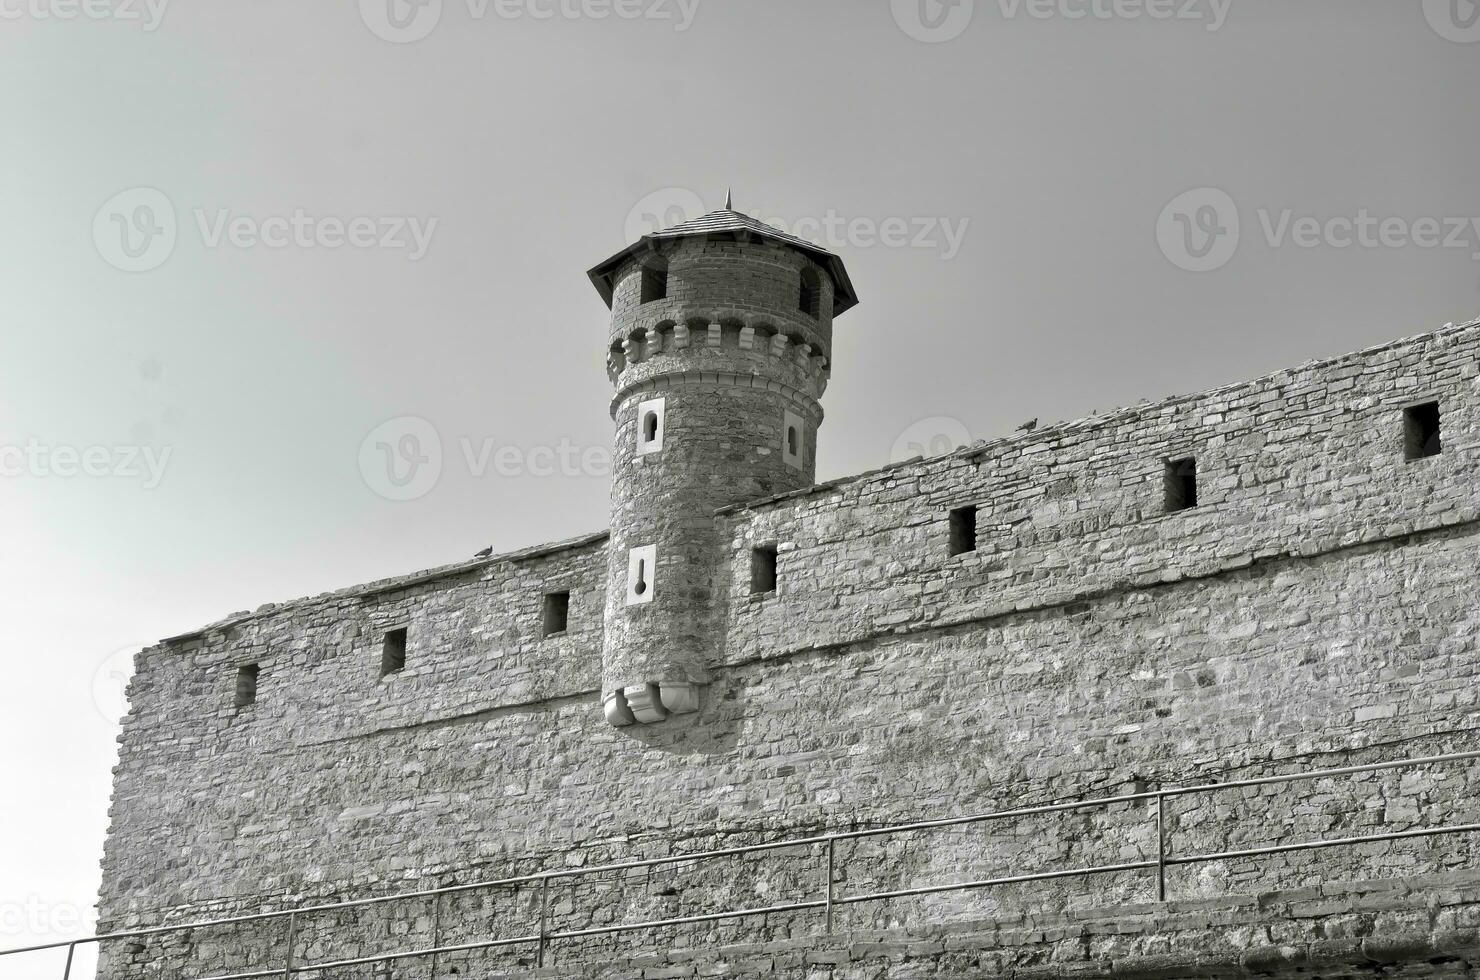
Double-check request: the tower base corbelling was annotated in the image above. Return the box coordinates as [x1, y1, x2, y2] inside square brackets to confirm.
[603, 680, 702, 726]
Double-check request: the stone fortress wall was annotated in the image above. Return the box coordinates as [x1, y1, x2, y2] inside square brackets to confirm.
[94, 317, 1480, 978]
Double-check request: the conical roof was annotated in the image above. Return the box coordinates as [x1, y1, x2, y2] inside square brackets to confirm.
[588, 207, 858, 315]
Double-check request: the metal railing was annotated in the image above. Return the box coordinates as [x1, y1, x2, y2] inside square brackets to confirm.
[5, 749, 1479, 979]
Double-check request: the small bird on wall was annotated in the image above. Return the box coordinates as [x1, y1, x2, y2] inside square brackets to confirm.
[1016, 418, 1038, 433]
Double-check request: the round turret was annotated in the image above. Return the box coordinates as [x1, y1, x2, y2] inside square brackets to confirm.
[587, 207, 857, 726]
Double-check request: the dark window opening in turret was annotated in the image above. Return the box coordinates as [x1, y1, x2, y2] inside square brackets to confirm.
[643, 412, 659, 443]
[381, 627, 408, 677]
[1404, 401, 1441, 461]
[948, 506, 977, 556]
[542, 591, 570, 637]
[798, 267, 820, 318]
[786, 425, 799, 457]
[640, 259, 668, 304]
[1165, 457, 1198, 512]
[234, 664, 259, 709]
[750, 546, 778, 594]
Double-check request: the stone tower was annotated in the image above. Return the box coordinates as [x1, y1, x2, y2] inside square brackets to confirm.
[587, 206, 858, 726]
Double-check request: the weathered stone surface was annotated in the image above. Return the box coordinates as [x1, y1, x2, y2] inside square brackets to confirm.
[91, 224, 1480, 979]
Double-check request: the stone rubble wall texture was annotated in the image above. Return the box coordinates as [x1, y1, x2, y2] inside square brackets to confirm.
[93, 317, 1480, 980]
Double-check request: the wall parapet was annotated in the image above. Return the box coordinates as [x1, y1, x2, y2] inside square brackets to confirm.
[720, 318, 1480, 663]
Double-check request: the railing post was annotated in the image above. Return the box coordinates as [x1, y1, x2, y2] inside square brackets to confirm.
[1155, 792, 1168, 903]
[282, 911, 297, 979]
[824, 838, 836, 934]
[429, 890, 442, 980]
[536, 874, 549, 968]
[61, 942, 76, 980]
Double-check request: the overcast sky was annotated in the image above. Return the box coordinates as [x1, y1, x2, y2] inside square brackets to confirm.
[3, 0, 1479, 972]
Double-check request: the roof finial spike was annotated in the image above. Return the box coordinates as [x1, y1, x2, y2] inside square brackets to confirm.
[725, 188, 733, 211]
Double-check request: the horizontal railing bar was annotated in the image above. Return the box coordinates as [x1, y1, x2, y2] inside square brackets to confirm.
[8, 749, 1478, 962]
[188, 968, 283, 980]
[1152, 751, 1480, 802]
[549, 898, 829, 941]
[1169, 822, 1480, 866]
[835, 823, 1480, 907]
[542, 749, 1480, 859]
[2, 874, 547, 957]
[835, 859, 1159, 905]
[830, 749, 1480, 845]
[198, 900, 836, 979]
[208, 822, 1480, 980]
[194, 933, 544, 980]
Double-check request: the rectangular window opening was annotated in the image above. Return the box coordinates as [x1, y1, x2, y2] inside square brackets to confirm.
[235, 663, 259, 709]
[640, 263, 668, 304]
[1404, 401, 1441, 461]
[799, 268, 821, 318]
[948, 505, 978, 556]
[1165, 457, 1198, 512]
[750, 545, 778, 595]
[542, 591, 570, 637]
[381, 627, 408, 677]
